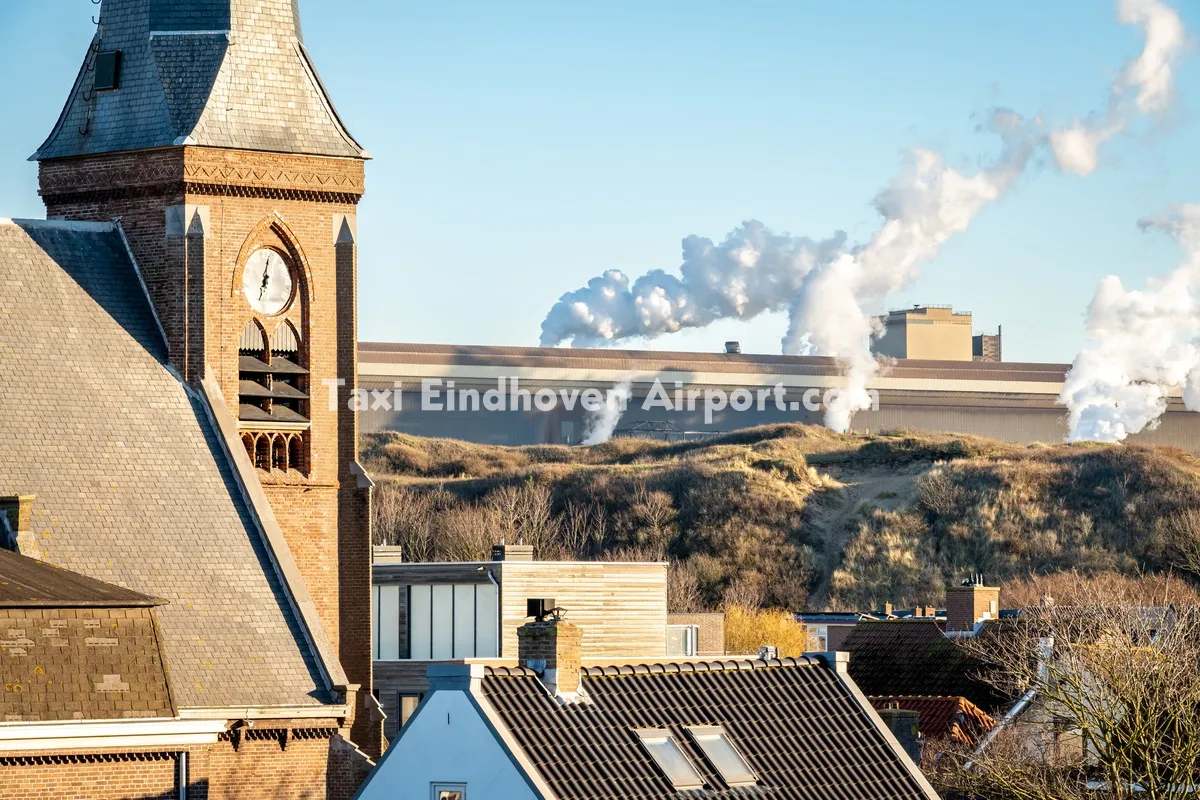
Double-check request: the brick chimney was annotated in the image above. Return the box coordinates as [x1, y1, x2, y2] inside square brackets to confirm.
[0, 496, 33, 550]
[517, 615, 583, 698]
[945, 575, 1000, 633]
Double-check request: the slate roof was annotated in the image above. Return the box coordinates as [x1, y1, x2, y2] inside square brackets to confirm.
[0, 547, 161, 607]
[481, 658, 937, 800]
[35, 0, 364, 160]
[869, 696, 996, 745]
[0, 219, 327, 709]
[840, 620, 1009, 714]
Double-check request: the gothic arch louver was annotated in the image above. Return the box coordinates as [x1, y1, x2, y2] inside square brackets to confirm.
[238, 319, 308, 473]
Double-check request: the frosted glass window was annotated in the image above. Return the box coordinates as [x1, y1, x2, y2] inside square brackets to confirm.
[372, 585, 379, 660]
[431, 585, 454, 659]
[453, 584, 476, 657]
[410, 585, 433, 660]
[377, 584, 401, 660]
[688, 726, 757, 787]
[475, 583, 499, 657]
[635, 729, 705, 790]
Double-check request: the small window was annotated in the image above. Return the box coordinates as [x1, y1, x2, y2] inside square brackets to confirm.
[687, 726, 757, 786]
[94, 50, 122, 91]
[635, 729, 705, 790]
[400, 694, 422, 727]
[667, 624, 699, 657]
[431, 783, 466, 800]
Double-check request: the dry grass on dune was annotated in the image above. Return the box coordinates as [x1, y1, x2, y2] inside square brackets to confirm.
[362, 424, 1200, 612]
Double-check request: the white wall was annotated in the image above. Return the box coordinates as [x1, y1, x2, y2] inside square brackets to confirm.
[357, 689, 538, 800]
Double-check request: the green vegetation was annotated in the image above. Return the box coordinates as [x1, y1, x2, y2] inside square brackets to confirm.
[362, 424, 1200, 612]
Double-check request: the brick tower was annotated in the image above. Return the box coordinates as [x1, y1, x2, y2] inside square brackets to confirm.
[34, 0, 377, 755]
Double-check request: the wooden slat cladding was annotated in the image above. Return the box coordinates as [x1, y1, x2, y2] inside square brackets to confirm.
[497, 562, 667, 659]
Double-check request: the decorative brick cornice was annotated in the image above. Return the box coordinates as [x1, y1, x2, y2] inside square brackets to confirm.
[38, 147, 365, 202]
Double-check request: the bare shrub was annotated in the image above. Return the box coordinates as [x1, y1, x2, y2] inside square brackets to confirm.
[916, 466, 966, 517]
[723, 605, 807, 657]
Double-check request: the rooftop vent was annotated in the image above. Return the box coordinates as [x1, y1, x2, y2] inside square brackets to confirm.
[725, 341, 741, 354]
[94, 51, 123, 92]
[492, 542, 534, 562]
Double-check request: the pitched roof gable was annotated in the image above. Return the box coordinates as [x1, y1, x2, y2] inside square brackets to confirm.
[869, 695, 997, 745]
[34, 0, 363, 160]
[841, 620, 1009, 713]
[0, 219, 330, 710]
[479, 658, 938, 800]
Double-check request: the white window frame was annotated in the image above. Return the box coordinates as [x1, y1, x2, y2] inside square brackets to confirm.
[686, 725, 758, 787]
[634, 728, 706, 790]
[666, 624, 700, 657]
[431, 782, 467, 800]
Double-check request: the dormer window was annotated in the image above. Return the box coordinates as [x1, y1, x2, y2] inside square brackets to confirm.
[94, 51, 122, 91]
[634, 729, 705, 790]
[687, 726, 758, 787]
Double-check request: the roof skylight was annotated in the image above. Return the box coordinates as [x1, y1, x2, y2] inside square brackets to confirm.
[687, 726, 758, 787]
[634, 729, 706, 790]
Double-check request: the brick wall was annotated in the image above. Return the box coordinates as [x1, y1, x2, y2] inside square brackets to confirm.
[945, 585, 1001, 632]
[0, 724, 372, 800]
[667, 612, 726, 656]
[39, 146, 378, 758]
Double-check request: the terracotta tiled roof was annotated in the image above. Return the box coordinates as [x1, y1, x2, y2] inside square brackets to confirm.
[0, 220, 327, 710]
[869, 696, 997, 745]
[841, 620, 1010, 713]
[480, 657, 937, 800]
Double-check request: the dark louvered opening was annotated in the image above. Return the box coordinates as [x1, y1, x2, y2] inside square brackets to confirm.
[94, 51, 122, 91]
[237, 321, 309, 472]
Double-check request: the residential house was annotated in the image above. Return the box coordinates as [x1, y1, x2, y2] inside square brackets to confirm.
[356, 614, 941, 800]
[372, 545, 668, 738]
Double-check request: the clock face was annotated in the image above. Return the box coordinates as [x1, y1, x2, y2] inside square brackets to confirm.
[242, 249, 294, 315]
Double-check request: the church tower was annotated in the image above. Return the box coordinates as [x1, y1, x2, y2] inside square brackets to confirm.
[35, 0, 377, 754]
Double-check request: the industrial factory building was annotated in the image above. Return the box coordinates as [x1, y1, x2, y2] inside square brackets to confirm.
[357, 307, 1200, 449]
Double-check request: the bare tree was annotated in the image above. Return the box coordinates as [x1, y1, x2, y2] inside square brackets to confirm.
[935, 579, 1200, 800]
[667, 560, 703, 613]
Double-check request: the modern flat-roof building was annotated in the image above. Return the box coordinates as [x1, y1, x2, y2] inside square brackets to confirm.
[358, 341, 1200, 449]
[372, 545, 669, 738]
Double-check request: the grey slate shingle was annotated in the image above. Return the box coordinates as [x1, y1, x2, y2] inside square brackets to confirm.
[0, 220, 328, 709]
[35, 0, 363, 160]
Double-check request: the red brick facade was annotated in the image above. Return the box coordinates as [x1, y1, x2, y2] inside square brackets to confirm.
[0, 728, 373, 800]
[38, 145, 379, 773]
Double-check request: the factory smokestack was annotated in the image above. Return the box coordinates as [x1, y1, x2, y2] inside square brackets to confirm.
[538, 0, 1186, 434]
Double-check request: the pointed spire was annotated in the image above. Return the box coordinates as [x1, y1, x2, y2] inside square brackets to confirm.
[35, 0, 363, 161]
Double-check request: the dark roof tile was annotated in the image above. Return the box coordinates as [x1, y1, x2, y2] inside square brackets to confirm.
[481, 657, 935, 800]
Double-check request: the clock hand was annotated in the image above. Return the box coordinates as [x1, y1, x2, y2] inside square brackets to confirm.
[259, 266, 270, 300]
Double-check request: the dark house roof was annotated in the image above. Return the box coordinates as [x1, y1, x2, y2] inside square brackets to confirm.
[0, 548, 161, 607]
[840, 620, 1009, 713]
[869, 696, 996, 745]
[481, 657, 938, 800]
[35, 0, 364, 160]
[0, 219, 327, 709]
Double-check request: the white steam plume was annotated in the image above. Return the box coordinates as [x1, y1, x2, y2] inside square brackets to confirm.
[539, 223, 846, 347]
[1061, 206, 1200, 442]
[582, 379, 633, 445]
[540, 0, 1186, 433]
[785, 113, 1037, 430]
[1049, 0, 1185, 176]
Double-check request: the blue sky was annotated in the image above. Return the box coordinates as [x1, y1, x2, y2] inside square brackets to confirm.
[1, 1, 1196, 363]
